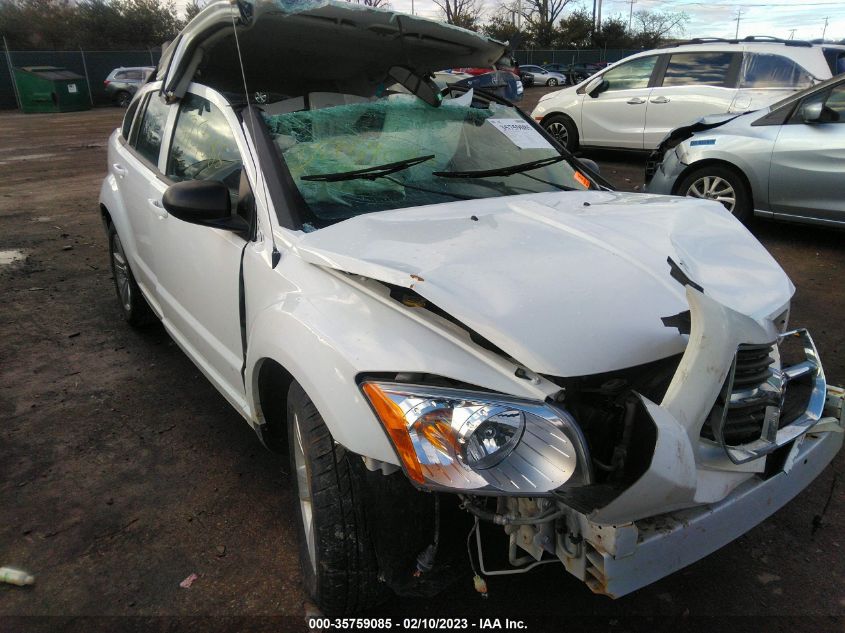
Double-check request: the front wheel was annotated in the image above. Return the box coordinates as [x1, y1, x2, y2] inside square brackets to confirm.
[677, 165, 751, 222]
[542, 114, 578, 152]
[287, 382, 388, 614]
[547, 78, 558, 87]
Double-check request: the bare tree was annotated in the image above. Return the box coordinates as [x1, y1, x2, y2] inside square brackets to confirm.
[633, 10, 689, 48]
[349, 0, 390, 7]
[519, 0, 574, 47]
[431, 0, 482, 30]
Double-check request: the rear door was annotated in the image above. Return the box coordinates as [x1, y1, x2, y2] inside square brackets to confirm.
[113, 88, 174, 300]
[643, 51, 739, 149]
[580, 55, 659, 149]
[769, 81, 845, 223]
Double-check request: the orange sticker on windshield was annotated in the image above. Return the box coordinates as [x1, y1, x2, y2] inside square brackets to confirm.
[574, 171, 591, 189]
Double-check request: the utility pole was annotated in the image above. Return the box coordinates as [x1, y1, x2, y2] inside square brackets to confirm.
[788, 28, 796, 40]
[411, 0, 414, 15]
[628, 0, 636, 32]
[734, 8, 742, 39]
[596, 0, 603, 33]
[822, 17, 829, 41]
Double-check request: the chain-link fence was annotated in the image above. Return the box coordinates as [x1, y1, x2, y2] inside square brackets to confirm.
[0, 47, 641, 111]
[1, 48, 161, 110]
[515, 48, 641, 65]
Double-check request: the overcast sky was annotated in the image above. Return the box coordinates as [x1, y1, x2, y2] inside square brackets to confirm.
[180, 0, 844, 42]
[381, 0, 843, 41]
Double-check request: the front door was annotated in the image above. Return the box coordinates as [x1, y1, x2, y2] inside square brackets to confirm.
[149, 86, 253, 411]
[580, 55, 659, 149]
[769, 82, 845, 223]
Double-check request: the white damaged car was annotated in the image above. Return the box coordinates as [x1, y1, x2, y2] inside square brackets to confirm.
[99, 0, 844, 613]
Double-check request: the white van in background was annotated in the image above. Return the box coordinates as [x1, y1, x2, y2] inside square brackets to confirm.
[532, 36, 845, 151]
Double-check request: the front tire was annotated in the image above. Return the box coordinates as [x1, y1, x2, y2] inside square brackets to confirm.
[542, 114, 578, 152]
[547, 78, 558, 87]
[677, 165, 752, 222]
[287, 382, 388, 614]
[108, 223, 155, 327]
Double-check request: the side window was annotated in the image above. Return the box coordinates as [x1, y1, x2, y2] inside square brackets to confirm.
[741, 54, 814, 89]
[114, 71, 128, 80]
[662, 52, 734, 87]
[166, 93, 243, 200]
[824, 84, 845, 121]
[601, 56, 658, 91]
[124, 70, 142, 81]
[121, 98, 140, 139]
[798, 84, 845, 124]
[133, 92, 170, 167]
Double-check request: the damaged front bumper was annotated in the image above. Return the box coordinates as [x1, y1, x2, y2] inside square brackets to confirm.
[576, 387, 843, 597]
[498, 288, 844, 596]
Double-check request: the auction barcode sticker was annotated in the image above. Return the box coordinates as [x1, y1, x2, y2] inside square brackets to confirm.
[487, 118, 553, 150]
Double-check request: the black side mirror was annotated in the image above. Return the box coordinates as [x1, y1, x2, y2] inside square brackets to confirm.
[162, 180, 245, 232]
[588, 79, 609, 98]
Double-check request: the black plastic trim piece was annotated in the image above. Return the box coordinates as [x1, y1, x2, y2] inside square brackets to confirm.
[667, 256, 704, 293]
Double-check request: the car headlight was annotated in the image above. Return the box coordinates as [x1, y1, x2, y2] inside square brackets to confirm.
[361, 382, 590, 494]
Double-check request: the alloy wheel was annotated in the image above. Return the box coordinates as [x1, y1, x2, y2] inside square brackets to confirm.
[292, 412, 317, 573]
[548, 78, 558, 86]
[546, 121, 568, 146]
[111, 233, 132, 312]
[686, 175, 736, 213]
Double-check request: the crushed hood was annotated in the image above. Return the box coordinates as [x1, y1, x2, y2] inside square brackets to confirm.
[293, 191, 794, 377]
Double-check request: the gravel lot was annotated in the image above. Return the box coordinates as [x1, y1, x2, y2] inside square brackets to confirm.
[1, 89, 843, 632]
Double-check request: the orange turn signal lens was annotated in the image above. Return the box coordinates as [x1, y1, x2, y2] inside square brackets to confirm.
[362, 382, 424, 483]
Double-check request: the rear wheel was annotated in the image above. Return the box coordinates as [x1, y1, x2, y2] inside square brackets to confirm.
[542, 114, 578, 152]
[287, 382, 388, 614]
[115, 91, 131, 108]
[108, 224, 155, 327]
[677, 165, 751, 222]
[547, 77, 558, 87]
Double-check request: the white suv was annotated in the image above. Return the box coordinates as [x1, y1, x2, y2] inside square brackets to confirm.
[100, 1, 844, 615]
[532, 37, 845, 151]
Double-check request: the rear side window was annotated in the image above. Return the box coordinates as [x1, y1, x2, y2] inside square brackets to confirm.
[133, 93, 170, 166]
[823, 48, 845, 76]
[123, 70, 142, 81]
[741, 53, 814, 89]
[826, 84, 845, 120]
[662, 52, 734, 87]
[121, 99, 139, 139]
[602, 56, 658, 91]
[166, 93, 242, 200]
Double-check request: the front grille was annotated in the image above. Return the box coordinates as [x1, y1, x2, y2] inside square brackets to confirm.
[702, 343, 779, 445]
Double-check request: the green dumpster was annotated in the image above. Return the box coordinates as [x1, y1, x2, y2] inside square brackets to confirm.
[13, 66, 91, 113]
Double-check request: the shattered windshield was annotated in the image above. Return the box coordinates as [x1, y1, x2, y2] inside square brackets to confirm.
[262, 92, 591, 226]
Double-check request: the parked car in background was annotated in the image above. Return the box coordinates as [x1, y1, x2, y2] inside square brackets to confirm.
[532, 37, 845, 151]
[645, 74, 845, 226]
[104, 66, 154, 107]
[519, 64, 567, 86]
[565, 61, 607, 84]
[100, 0, 844, 616]
[518, 68, 535, 87]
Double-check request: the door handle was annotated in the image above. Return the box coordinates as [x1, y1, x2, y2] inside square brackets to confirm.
[112, 163, 128, 177]
[626, 97, 646, 105]
[147, 198, 168, 219]
[650, 96, 670, 104]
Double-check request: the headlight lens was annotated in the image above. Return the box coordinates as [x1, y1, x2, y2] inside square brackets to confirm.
[362, 382, 589, 493]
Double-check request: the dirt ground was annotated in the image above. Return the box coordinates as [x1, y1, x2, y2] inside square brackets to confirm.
[1, 90, 843, 633]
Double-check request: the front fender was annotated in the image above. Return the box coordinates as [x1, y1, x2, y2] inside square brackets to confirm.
[243, 256, 558, 464]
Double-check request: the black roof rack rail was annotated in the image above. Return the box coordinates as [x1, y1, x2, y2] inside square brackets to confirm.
[660, 35, 813, 49]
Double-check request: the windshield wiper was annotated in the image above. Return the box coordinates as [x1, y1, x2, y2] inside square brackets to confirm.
[432, 155, 569, 179]
[301, 155, 435, 182]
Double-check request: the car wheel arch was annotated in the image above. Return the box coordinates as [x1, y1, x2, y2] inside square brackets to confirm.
[672, 158, 756, 203]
